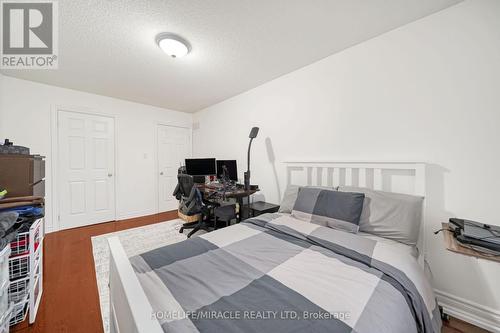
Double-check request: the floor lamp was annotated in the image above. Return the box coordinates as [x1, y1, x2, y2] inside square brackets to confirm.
[244, 127, 259, 190]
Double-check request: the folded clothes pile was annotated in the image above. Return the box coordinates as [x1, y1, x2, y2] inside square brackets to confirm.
[0, 211, 19, 250]
[0, 196, 44, 212]
[0, 196, 45, 251]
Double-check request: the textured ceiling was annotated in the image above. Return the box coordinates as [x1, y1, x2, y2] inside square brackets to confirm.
[1, 0, 462, 112]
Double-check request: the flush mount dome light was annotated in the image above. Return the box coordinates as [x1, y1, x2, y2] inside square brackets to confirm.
[156, 33, 191, 58]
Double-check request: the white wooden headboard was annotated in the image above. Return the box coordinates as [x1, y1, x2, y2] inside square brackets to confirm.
[284, 161, 427, 261]
[285, 161, 425, 196]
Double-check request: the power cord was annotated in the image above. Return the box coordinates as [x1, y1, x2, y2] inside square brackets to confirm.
[434, 228, 450, 235]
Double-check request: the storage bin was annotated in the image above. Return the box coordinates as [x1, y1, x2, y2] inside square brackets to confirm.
[7, 218, 43, 282]
[8, 254, 29, 281]
[9, 232, 29, 257]
[0, 284, 8, 323]
[10, 218, 43, 257]
[6, 218, 44, 327]
[0, 247, 10, 294]
[0, 281, 9, 322]
[9, 296, 27, 326]
[7, 277, 29, 304]
[0, 304, 12, 333]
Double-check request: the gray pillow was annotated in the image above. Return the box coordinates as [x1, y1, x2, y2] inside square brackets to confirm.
[292, 187, 364, 233]
[338, 186, 424, 246]
[278, 185, 339, 213]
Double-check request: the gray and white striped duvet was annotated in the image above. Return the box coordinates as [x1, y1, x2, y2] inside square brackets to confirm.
[130, 213, 441, 333]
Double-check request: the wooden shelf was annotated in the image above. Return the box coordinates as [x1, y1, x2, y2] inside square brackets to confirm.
[441, 223, 500, 263]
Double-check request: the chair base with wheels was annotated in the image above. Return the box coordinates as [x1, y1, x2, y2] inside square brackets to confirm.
[177, 200, 218, 238]
[179, 221, 197, 234]
[214, 204, 237, 230]
[185, 217, 210, 238]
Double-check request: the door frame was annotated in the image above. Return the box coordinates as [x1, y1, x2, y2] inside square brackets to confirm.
[51, 105, 118, 232]
[155, 122, 192, 215]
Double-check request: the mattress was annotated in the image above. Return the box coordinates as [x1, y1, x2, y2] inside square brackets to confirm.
[130, 213, 441, 333]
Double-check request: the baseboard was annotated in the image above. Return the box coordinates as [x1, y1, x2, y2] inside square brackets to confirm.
[47, 210, 178, 233]
[435, 289, 500, 332]
[116, 210, 178, 225]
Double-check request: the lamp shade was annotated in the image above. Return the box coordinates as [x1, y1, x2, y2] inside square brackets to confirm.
[249, 127, 259, 139]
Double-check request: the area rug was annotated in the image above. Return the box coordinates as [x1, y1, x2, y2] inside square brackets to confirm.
[91, 219, 189, 333]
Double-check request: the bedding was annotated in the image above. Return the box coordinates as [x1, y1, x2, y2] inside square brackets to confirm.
[130, 213, 441, 333]
[338, 186, 424, 246]
[357, 231, 419, 259]
[292, 187, 365, 233]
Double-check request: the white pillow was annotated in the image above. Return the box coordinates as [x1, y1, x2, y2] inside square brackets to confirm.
[278, 185, 300, 214]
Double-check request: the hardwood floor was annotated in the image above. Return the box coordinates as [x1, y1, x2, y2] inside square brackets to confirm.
[443, 317, 491, 333]
[10, 211, 490, 333]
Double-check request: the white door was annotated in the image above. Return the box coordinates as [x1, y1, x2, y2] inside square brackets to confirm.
[158, 125, 191, 213]
[58, 110, 116, 229]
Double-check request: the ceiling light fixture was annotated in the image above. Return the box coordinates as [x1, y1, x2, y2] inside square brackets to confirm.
[156, 33, 191, 58]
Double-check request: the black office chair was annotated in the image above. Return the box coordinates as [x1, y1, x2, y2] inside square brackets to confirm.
[174, 174, 215, 238]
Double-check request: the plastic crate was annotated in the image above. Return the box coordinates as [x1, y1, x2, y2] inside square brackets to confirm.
[8, 255, 29, 281]
[5, 218, 44, 327]
[0, 247, 10, 293]
[0, 304, 13, 333]
[0, 281, 9, 322]
[9, 296, 28, 326]
[9, 232, 29, 257]
[10, 218, 42, 257]
[8, 277, 29, 304]
[29, 248, 43, 324]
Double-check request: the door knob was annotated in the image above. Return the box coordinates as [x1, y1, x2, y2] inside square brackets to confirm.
[160, 172, 164, 175]
[108, 173, 113, 177]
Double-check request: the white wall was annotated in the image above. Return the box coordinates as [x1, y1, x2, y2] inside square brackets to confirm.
[0, 75, 192, 232]
[193, 0, 500, 329]
[0, 74, 4, 134]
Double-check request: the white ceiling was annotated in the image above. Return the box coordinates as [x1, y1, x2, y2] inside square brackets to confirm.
[1, 0, 462, 113]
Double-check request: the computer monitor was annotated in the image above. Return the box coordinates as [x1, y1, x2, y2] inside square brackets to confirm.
[185, 158, 216, 176]
[217, 160, 238, 182]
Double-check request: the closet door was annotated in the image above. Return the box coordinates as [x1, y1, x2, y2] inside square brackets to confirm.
[58, 110, 116, 229]
[158, 125, 191, 213]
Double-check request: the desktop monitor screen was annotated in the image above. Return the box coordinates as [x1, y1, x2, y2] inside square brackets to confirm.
[217, 160, 238, 181]
[185, 158, 216, 176]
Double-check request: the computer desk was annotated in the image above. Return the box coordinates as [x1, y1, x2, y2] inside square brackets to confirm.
[196, 184, 259, 222]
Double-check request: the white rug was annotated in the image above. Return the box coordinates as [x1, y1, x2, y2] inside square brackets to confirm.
[91, 219, 190, 333]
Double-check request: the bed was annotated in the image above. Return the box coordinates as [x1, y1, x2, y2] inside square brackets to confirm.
[108, 161, 440, 333]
